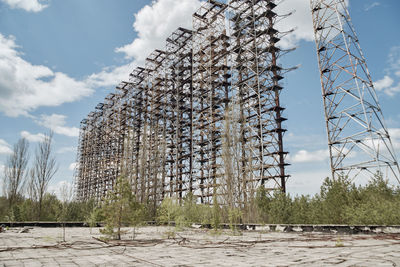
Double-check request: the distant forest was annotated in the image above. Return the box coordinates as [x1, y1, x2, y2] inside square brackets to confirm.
[2, 172, 400, 226]
[2, 137, 400, 227]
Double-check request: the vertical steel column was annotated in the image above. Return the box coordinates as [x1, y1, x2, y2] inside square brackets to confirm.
[104, 93, 117, 197]
[76, 118, 88, 201]
[129, 68, 149, 202]
[166, 28, 193, 202]
[193, 0, 229, 204]
[145, 50, 167, 207]
[229, 0, 289, 208]
[94, 104, 104, 201]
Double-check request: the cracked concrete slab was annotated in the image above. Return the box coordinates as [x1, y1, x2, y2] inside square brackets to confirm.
[0, 226, 399, 266]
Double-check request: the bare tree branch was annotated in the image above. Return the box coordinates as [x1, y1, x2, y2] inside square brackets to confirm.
[3, 138, 29, 208]
[30, 132, 59, 220]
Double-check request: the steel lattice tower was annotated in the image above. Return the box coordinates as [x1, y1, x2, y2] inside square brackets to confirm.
[310, 0, 400, 182]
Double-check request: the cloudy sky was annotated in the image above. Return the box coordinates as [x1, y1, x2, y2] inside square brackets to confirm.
[0, 0, 399, 197]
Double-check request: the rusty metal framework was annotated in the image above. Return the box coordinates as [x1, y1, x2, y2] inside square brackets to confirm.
[192, 0, 230, 204]
[310, 0, 400, 182]
[166, 28, 194, 201]
[228, 0, 291, 203]
[76, 0, 291, 205]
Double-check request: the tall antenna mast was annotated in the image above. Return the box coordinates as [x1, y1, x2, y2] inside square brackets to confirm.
[310, 0, 400, 182]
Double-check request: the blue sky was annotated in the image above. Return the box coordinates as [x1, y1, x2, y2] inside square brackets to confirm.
[0, 0, 399, 197]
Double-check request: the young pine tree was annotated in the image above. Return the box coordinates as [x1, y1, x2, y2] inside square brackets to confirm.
[101, 175, 143, 240]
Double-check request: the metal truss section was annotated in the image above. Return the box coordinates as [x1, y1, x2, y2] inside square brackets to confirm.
[117, 81, 135, 192]
[228, 0, 290, 207]
[166, 28, 194, 202]
[129, 67, 149, 202]
[75, 118, 88, 200]
[144, 50, 167, 206]
[192, 0, 230, 204]
[76, 0, 292, 204]
[310, 0, 400, 182]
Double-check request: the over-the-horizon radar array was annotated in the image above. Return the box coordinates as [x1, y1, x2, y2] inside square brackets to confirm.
[75, 0, 400, 206]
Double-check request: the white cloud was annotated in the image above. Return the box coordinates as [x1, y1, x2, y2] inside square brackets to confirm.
[85, 0, 202, 88]
[35, 114, 79, 137]
[287, 169, 331, 196]
[85, 63, 132, 88]
[290, 149, 329, 163]
[388, 46, 400, 73]
[388, 128, 400, 150]
[360, 128, 400, 165]
[86, 0, 329, 87]
[0, 139, 12, 154]
[374, 46, 400, 97]
[374, 75, 394, 91]
[275, 0, 315, 48]
[48, 180, 74, 200]
[1, 0, 48, 12]
[275, 0, 349, 48]
[286, 132, 326, 150]
[364, 2, 380, 11]
[382, 83, 400, 97]
[116, 0, 201, 63]
[68, 162, 78, 171]
[57, 146, 76, 154]
[0, 34, 93, 117]
[20, 131, 45, 142]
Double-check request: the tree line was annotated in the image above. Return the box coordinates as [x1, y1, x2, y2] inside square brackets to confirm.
[1, 136, 400, 237]
[1, 133, 60, 221]
[2, 172, 399, 227]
